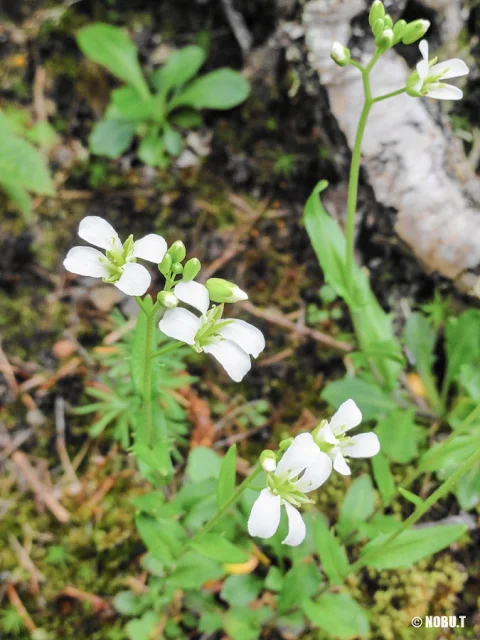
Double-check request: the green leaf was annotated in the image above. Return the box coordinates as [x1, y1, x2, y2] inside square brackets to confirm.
[186, 447, 221, 482]
[138, 129, 167, 167]
[404, 312, 441, 410]
[361, 524, 466, 570]
[302, 594, 370, 639]
[456, 462, 480, 510]
[304, 181, 403, 389]
[125, 611, 159, 640]
[25, 121, 57, 149]
[444, 310, 480, 393]
[376, 408, 422, 464]
[163, 124, 183, 156]
[136, 514, 183, 561]
[151, 45, 206, 94]
[1, 182, 32, 218]
[312, 517, 349, 584]
[192, 533, 248, 563]
[167, 552, 223, 590]
[106, 86, 157, 121]
[77, 23, 150, 99]
[217, 444, 237, 509]
[0, 129, 53, 195]
[371, 451, 395, 506]
[323, 376, 396, 422]
[170, 69, 250, 110]
[277, 563, 319, 613]
[170, 110, 203, 128]
[113, 591, 147, 616]
[338, 475, 375, 538]
[131, 442, 171, 475]
[220, 575, 263, 606]
[398, 487, 424, 507]
[89, 120, 136, 158]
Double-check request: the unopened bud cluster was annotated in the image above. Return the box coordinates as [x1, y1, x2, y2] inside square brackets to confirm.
[369, 1, 429, 51]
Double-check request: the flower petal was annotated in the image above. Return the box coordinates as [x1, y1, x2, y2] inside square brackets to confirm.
[333, 451, 351, 476]
[115, 263, 151, 296]
[133, 234, 167, 263]
[159, 308, 202, 345]
[248, 489, 281, 539]
[294, 451, 333, 493]
[282, 503, 306, 546]
[63, 246, 109, 278]
[426, 84, 463, 100]
[174, 280, 210, 315]
[203, 338, 251, 382]
[217, 319, 265, 358]
[343, 432, 380, 458]
[416, 40, 430, 82]
[78, 216, 120, 251]
[275, 432, 319, 480]
[430, 58, 469, 80]
[317, 423, 338, 446]
[329, 399, 362, 435]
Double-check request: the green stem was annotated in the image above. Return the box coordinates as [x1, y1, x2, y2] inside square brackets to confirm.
[183, 466, 262, 551]
[142, 303, 160, 447]
[373, 87, 406, 103]
[150, 342, 184, 361]
[348, 442, 480, 575]
[345, 54, 380, 294]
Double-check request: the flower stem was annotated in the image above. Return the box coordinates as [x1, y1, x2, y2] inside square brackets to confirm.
[150, 341, 184, 361]
[143, 305, 156, 447]
[345, 52, 380, 293]
[373, 87, 406, 103]
[348, 442, 480, 575]
[182, 466, 262, 551]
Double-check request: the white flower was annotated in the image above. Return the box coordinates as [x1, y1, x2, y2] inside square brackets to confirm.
[313, 399, 380, 476]
[408, 40, 469, 100]
[64, 216, 167, 296]
[158, 280, 264, 382]
[248, 433, 332, 546]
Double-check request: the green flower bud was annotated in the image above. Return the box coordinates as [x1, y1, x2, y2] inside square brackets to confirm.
[393, 19, 407, 44]
[183, 257, 201, 281]
[372, 18, 385, 38]
[168, 240, 187, 263]
[205, 278, 248, 303]
[375, 27, 394, 52]
[279, 437, 294, 452]
[330, 41, 351, 67]
[260, 450, 277, 473]
[172, 262, 183, 275]
[401, 19, 430, 45]
[159, 253, 172, 276]
[157, 290, 178, 309]
[383, 14, 393, 29]
[369, 0, 385, 27]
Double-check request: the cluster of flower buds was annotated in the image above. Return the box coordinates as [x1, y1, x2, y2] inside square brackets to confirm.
[369, 0, 430, 52]
[64, 216, 265, 382]
[248, 400, 380, 546]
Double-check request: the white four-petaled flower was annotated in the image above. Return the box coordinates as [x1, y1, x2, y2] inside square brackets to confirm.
[313, 399, 380, 475]
[64, 216, 167, 296]
[409, 39, 469, 100]
[248, 433, 332, 546]
[159, 280, 264, 382]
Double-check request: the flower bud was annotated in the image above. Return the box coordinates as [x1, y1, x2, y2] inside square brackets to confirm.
[372, 18, 385, 38]
[260, 450, 277, 473]
[279, 437, 294, 452]
[369, 0, 385, 27]
[183, 257, 201, 281]
[375, 28, 394, 52]
[157, 290, 178, 309]
[205, 278, 248, 303]
[383, 14, 393, 29]
[401, 19, 430, 45]
[172, 262, 183, 274]
[168, 240, 186, 263]
[330, 42, 351, 67]
[393, 19, 407, 44]
[159, 253, 172, 276]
